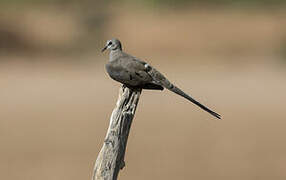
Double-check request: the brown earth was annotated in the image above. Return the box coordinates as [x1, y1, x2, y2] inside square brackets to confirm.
[1, 54, 286, 180]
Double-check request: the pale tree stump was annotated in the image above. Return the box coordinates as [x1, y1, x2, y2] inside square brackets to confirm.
[92, 86, 142, 180]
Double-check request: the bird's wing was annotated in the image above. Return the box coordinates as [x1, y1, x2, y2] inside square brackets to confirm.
[110, 52, 220, 119]
[109, 54, 153, 86]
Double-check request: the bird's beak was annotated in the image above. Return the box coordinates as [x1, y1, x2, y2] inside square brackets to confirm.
[101, 45, 107, 52]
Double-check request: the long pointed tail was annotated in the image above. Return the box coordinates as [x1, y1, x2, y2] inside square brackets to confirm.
[167, 85, 221, 119]
[147, 67, 221, 119]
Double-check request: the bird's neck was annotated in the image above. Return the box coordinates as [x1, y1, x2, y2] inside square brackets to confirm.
[109, 49, 122, 61]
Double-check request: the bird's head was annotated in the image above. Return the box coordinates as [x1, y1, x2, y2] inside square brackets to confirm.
[101, 38, 122, 52]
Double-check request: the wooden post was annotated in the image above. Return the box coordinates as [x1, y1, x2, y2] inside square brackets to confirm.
[92, 86, 142, 180]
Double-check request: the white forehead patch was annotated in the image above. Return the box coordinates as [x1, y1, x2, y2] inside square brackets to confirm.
[144, 63, 152, 71]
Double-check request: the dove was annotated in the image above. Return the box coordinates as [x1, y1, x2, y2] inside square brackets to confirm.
[102, 38, 221, 119]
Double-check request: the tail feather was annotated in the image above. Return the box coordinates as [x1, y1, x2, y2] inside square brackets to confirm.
[167, 85, 221, 119]
[148, 67, 221, 119]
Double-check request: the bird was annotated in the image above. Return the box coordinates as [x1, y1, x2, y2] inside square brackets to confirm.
[101, 38, 221, 119]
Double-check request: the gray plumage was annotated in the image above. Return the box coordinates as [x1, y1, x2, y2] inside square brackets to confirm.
[102, 38, 221, 119]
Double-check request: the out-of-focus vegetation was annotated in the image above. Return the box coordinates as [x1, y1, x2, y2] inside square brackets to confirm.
[0, 0, 109, 55]
[0, 0, 286, 54]
[127, 0, 286, 7]
[2, 0, 286, 6]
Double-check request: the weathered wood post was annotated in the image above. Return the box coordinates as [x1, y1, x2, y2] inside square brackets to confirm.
[92, 85, 142, 180]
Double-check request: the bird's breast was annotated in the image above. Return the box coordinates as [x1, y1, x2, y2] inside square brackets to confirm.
[105, 63, 119, 80]
[105, 63, 127, 82]
[105, 62, 143, 86]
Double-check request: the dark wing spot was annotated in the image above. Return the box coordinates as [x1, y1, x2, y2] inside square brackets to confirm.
[135, 72, 143, 78]
[144, 64, 152, 72]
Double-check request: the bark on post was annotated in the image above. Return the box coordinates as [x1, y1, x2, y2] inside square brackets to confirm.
[92, 86, 142, 180]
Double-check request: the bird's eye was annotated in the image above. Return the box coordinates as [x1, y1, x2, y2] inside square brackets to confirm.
[108, 41, 112, 46]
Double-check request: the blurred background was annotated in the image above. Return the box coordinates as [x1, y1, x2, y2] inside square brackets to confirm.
[1, 0, 286, 179]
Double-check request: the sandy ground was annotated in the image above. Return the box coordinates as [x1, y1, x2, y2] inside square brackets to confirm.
[0, 54, 286, 180]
